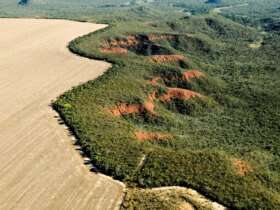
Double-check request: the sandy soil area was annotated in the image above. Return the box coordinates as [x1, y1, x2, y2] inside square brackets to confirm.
[0, 19, 124, 210]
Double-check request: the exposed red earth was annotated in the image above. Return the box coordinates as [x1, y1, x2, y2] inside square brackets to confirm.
[150, 76, 162, 86]
[149, 55, 186, 63]
[110, 103, 146, 116]
[110, 92, 156, 117]
[159, 88, 202, 102]
[100, 47, 128, 55]
[103, 36, 139, 48]
[182, 70, 205, 81]
[232, 159, 253, 176]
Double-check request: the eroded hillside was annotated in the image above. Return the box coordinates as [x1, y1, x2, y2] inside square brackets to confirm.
[54, 14, 280, 209]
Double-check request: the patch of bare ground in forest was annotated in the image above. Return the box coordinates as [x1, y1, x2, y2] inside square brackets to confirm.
[109, 103, 146, 116]
[103, 35, 140, 48]
[149, 55, 186, 63]
[109, 92, 156, 117]
[109, 71, 206, 119]
[100, 47, 128, 55]
[159, 88, 202, 102]
[135, 130, 171, 141]
[232, 158, 253, 176]
[183, 70, 205, 81]
[103, 34, 176, 48]
[150, 76, 162, 86]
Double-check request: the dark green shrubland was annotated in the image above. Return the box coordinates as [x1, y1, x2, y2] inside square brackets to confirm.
[53, 13, 280, 209]
[1, 0, 280, 209]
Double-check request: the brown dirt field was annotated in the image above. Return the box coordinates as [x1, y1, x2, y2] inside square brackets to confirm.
[232, 159, 253, 176]
[0, 19, 124, 210]
[100, 47, 128, 55]
[149, 55, 186, 63]
[159, 88, 202, 102]
[135, 131, 171, 141]
[183, 70, 205, 81]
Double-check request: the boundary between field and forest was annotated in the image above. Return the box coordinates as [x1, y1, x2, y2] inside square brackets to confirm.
[52, 22, 228, 210]
[51, 9, 280, 209]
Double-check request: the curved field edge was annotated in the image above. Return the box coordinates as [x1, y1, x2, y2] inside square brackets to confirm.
[54, 27, 227, 210]
[0, 18, 126, 210]
[53, 16, 280, 209]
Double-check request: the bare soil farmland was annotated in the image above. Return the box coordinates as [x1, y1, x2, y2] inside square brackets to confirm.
[0, 19, 123, 210]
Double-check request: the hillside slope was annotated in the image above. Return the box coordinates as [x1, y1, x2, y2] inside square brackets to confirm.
[54, 15, 280, 209]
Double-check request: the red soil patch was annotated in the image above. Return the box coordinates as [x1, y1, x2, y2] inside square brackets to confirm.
[150, 77, 162, 86]
[109, 93, 156, 117]
[183, 70, 205, 81]
[148, 91, 156, 101]
[159, 88, 202, 102]
[143, 101, 155, 113]
[110, 103, 143, 116]
[135, 130, 171, 141]
[103, 36, 139, 48]
[100, 47, 128, 55]
[104, 34, 175, 49]
[149, 55, 186, 63]
[232, 159, 253, 176]
[143, 91, 156, 114]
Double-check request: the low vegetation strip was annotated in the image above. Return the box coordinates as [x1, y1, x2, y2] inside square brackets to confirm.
[54, 11, 280, 210]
